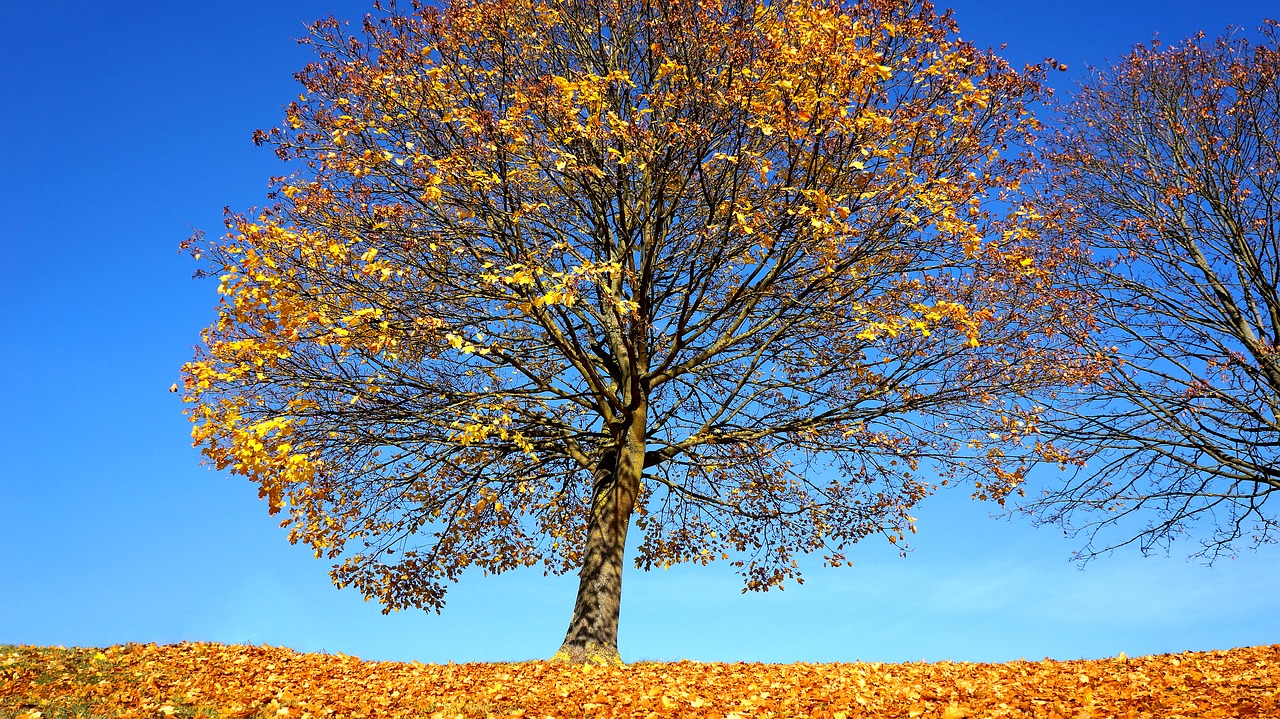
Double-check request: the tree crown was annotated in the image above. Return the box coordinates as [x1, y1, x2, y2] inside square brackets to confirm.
[183, 0, 1092, 613]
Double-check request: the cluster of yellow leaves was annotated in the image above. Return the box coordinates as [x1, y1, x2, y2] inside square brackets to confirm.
[4, 643, 1275, 718]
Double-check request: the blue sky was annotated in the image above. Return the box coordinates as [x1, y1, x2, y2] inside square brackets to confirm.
[1, 0, 1276, 665]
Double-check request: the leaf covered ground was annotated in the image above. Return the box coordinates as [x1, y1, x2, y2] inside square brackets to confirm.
[1, 643, 1275, 718]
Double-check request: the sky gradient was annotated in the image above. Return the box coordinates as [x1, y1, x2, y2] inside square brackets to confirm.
[2, 0, 1277, 664]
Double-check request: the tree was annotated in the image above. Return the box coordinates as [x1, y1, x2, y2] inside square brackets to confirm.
[1024, 23, 1280, 561]
[182, 0, 1088, 665]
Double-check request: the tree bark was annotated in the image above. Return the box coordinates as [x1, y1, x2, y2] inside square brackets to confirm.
[550, 425, 645, 666]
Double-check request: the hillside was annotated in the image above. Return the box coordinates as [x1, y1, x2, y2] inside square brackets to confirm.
[2, 643, 1275, 718]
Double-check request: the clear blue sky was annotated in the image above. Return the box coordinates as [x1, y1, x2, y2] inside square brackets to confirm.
[2, 0, 1276, 665]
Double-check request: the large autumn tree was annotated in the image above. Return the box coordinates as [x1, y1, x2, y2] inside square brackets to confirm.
[182, 0, 1089, 664]
[1024, 23, 1280, 561]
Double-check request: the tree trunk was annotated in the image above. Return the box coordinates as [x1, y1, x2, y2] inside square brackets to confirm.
[550, 428, 644, 666]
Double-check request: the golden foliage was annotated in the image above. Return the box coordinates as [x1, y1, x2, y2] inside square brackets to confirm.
[4, 642, 1276, 718]
[180, 0, 1097, 619]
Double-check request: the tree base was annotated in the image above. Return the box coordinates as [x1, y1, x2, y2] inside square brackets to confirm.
[548, 641, 624, 666]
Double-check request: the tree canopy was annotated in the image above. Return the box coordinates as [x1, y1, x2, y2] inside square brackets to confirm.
[1024, 22, 1280, 561]
[182, 0, 1092, 664]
